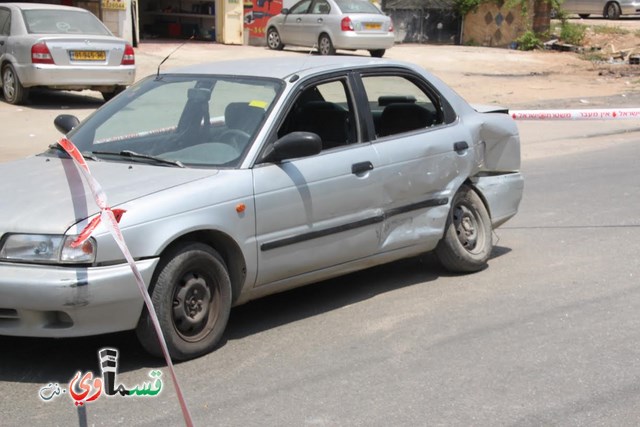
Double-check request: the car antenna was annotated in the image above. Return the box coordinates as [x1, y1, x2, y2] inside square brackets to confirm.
[156, 36, 195, 78]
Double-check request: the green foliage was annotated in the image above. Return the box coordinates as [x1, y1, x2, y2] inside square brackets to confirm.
[590, 25, 629, 35]
[454, 0, 484, 16]
[560, 22, 586, 45]
[515, 30, 542, 50]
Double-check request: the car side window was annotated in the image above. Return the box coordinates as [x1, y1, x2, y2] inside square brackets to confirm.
[311, 0, 331, 14]
[361, 75, 444, 138]
[277, 79, 358, 151]
[0, 9, 10, 36]
[289, 0, 312, 14]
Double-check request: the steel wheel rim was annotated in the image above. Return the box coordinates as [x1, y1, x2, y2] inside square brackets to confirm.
[3, 69, 15, 100]
[453, 204, 484, 254]
[319, 37, 330, 55]
[267, 30, 279, 49]
[172, 271, 219, 342]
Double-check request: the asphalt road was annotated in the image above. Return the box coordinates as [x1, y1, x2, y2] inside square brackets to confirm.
[1, 43, 640, 426]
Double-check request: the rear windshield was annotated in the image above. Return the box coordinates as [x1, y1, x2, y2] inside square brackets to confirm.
[335, 0, 381, 13]
[23, 9, 112, 35]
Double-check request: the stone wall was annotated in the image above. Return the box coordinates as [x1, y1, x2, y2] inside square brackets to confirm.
[461, 0, 550, 47]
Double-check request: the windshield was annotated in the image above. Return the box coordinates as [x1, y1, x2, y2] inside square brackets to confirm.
[67, 75, 283, 168]
[335, 0, 381, 14]
[23, 9, 112, 35]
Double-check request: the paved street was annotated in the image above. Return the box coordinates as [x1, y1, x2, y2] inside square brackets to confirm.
[1, 40, 640, 426]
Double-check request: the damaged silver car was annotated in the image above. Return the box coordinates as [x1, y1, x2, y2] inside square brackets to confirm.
[0, 57, 523, 360]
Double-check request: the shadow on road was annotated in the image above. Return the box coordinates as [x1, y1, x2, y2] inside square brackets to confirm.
[15, 89, 104, 111]
[0, 247, 511, 383]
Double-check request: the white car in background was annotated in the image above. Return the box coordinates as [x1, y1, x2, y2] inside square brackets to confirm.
[266, 0, 395, 57]
[0, 3, 135, 104]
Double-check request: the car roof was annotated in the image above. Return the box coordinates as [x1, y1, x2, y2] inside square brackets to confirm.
[164, 56, 420, 81]
[1, 2, 90, 12]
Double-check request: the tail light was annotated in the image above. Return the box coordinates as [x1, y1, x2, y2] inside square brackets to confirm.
[121, 44, 135, 65]
[389, 21, 394, 32]
[341, 17, 354, 31]
[31, 42, 54, 64]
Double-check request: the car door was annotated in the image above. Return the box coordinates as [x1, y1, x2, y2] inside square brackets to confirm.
[0, 7, 10, 57]
[280, 0, 312, 46]
[357, 71, 475, 253]
[252, 76, 384, 287]
[298, 0, 332, 46]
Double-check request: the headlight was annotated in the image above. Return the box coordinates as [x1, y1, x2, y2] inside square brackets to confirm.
[0, 234, 96, 264]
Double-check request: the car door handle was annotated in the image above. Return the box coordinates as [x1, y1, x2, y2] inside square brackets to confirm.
[352, 161, 374, 175]
[317, 18, 323, 23]
[296, 18, 302, 22]
[453, 141, 469, 153]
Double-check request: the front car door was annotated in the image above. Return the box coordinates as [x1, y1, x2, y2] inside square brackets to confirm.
[279, 0, 312, 46]
[252, 74, 385, 289]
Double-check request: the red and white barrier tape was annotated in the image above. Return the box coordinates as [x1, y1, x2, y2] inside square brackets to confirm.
[58, 138, 194, 427]
[510, 108, 640, 121]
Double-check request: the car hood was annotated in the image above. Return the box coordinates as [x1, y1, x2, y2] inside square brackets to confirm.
[0, 155, 219, 234]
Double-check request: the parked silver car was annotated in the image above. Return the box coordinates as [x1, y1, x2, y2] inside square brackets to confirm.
[562, 0, 640, 19]
[0, 3, 135, 105]
[266, 0, 395, 57]
[0, 57, 523, 360]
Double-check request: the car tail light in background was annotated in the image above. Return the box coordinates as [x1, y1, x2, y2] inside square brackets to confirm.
[389, 21, 394, 32]
[341, 17, 354, 31]
[121, 44, 135, 65]
[31, 42, 54, 64]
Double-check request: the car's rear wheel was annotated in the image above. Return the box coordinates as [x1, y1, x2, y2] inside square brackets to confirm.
[136, 243, 232, 360]
[369, 49, 386, 58]
[101, 86, 126, 102]
[435, 185, 492, 273]
[318, 34, 336, 55]
[267, 27, 284, 50]
[604, 2, 621, 19]
[2, 64, 28, 105]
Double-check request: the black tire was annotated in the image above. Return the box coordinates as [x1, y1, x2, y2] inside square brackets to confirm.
[2, 64, 28, 105]
[604, 2, 621, 19]
[101, 86, 126, 102]
[266, 27, 284, 50]
[136, 243, 232, 360]
[435, 185, 492, 273]
[578, 13, 590, 18]
[369, 49, 386, 58]
[318, 34, 335, 55]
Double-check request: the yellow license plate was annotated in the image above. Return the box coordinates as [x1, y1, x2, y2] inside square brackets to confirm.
[364, 23, 382, 30]
[71, 50, 106, 61]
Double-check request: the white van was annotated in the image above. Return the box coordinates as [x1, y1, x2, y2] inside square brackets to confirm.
[562, 0, 640, 19]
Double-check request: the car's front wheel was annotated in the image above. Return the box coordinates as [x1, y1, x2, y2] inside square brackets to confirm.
[435, 185, 492, 273]
[267, 27, 284, 50]
[318, 34, 336, 55]
[2, 64, 28, 105]
[136, 243, 232, 360]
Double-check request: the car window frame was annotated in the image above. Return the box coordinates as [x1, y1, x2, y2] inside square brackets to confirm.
[255, 71, 364, 166]
[288, 0, 313, 14]
[0, 8, 10, 36]
[352, 68, 457, 141]
[310, 0, 331, 14]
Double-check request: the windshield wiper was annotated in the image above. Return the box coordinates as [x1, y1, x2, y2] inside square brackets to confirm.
[92, 150, 185, 168]
[48, 143, 98, 161]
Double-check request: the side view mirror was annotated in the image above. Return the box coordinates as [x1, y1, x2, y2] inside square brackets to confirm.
[261, 131, 322, 163]
[281, 7, 289, 14]
[54, 114, 80, 135]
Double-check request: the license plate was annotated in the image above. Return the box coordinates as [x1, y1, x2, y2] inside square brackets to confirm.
[70, 50, 106, 61]
[363, 22, 382, 30]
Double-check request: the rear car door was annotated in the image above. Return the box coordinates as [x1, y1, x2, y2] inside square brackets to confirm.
[0, 7, 9, 57]
[356, 70, 475, 253]
[298, 0, 332, 45]
[253, 75, 384, 287]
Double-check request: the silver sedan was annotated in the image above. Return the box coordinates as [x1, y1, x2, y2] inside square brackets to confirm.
[0, 3, 135, 104]
[266, 0, 395, 57]
[0, 57, 523, 360]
